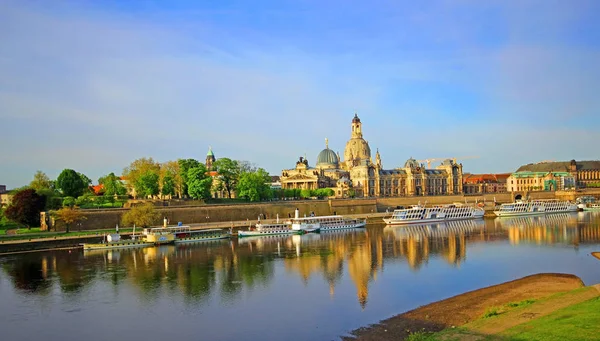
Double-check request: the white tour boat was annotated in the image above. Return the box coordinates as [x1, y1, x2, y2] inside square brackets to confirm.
[583, 203, 600, 211]
[383, 203, 484, 225]
[289, 209, 366, 232]
[493, 200, 578, 217]
[169, 226, 230, 243]
[237, 221, 297, 237]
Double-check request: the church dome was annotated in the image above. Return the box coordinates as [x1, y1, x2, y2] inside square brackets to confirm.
[344, 138, 371, 163]
[404, 158, 420, 168]
[317, 148, 339, 169]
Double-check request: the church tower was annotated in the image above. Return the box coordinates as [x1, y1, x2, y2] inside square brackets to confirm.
[351, 113, 363, 138]
[206, 146, 216, 170]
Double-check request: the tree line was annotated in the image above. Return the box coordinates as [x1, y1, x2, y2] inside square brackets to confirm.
[1, 156, 277, 229]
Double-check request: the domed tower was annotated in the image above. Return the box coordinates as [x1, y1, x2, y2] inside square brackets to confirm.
[316, 138, 339, 170]
[206, 146, 216, 170]
[344, 113, 371, 168]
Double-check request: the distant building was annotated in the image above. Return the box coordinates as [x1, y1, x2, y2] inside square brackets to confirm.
[270, 176, 281, 190]
[516, 160, 600, 189]
[0, 185, 6, 194]
[506, 171, 576, 192]
[280, 114, 464, 198]
[463, 173, 511, 194]
[0, 193, 12, 208]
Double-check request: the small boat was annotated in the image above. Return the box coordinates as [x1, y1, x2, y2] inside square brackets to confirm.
[576, 196, 596, 211]
[169, 226, 230, 243]
[494, 200, 578, 217]
[383, 203, 484, 225]
[142, 227, 176, 244]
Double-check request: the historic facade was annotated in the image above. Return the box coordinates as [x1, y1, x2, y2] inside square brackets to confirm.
[463, 173, 511, 194]
[515, 160, 600, 189]
[280, 114, 464, 198]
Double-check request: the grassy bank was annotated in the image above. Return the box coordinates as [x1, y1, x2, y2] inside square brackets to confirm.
[407, 287, 600, 341]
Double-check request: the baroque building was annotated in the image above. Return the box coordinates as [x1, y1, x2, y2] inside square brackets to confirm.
[280, 114, 464, 197]
[515, 160, 600, 189]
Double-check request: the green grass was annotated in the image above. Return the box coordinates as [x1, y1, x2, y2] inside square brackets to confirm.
[482, 299, 537, 319]
[406, 295, 599, 341]
[0, 227, 136, 241]
[501, 296, 600, 341]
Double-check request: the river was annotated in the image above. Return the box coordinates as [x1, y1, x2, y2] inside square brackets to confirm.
[2, 212, 600, 341]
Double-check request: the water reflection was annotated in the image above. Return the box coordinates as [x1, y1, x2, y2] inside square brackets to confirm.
[496, 212, 600, 246]
[2, 214, 600, 312]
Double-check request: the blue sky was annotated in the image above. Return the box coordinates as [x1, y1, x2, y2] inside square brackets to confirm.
[1, 0, 599, 188]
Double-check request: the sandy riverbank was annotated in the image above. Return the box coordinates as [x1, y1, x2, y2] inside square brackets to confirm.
[343, 273, 586, 341]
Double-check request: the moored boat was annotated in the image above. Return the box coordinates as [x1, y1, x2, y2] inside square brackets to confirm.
[493, 200, 578, 217]
[576, 196, 596, 210]
[82, 232, 153, 251]
[583, 203, 600, 211]
[383, 203, 484, 225]
[142, 227, 176, 244]
[169, 226, 231, 243]
[290, 212, 366, 232]
[237, 222, 298, 237]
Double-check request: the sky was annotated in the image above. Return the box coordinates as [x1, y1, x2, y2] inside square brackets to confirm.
[1, 0, 599, 188]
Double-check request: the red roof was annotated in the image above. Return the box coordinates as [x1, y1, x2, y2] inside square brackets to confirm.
[463, 173, 511, 184]
[91, 184, 104, 194]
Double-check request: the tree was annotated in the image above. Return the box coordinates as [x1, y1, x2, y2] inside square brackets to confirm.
[30, 171, 53, 191]
[121, 202, 159, 228]
[178, 159, 200, 197]
[300, 189, 312, 199]
[56, 169, 87, 198]
[52, 207, 86, 233]
[4, 189, 46, 228]
[237, 168, 272, 202]
[187, 165, 213, 200]
[98, 172, 127, 196]
[123, 158, 160, 198]
[78, 172, 92, 187]
[161, 172, 175, 197]
[213, 158, 240, 198]
[160, 161, 182, 197]
[136, 171, 160, 198]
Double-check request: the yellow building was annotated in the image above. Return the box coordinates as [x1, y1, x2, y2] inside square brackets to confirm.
[280, 114, 464, 197]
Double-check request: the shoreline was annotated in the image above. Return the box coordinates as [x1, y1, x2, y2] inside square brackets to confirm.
[343, 273, 594, 341]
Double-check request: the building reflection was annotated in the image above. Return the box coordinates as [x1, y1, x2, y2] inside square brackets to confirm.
[383, 219, 486, 269]
[495, 213, 588, 246]
[4, 213, 600, 310]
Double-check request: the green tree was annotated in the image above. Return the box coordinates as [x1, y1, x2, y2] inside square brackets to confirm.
[121, 202, 159, 228]
[78, 173, 92, 187]
[56, 169, 87, 197]
[161, 172, 176, 197]
[62, 196, 76, 207]
[136, 171, 160, 198]
[187, 165, 213, 200]
[4, 189, 46, 228]
[98, 172, 127, 196]
[237, 168, 272, 202]
[123, 158, 160, 198]
[178, 159, 201, 197]
[29, 171, 53, 191]
[160, 161, 182, 197]
[213, 158, 240, 198]
[300, 189, 312, 199]
[52, 207, 86, 233]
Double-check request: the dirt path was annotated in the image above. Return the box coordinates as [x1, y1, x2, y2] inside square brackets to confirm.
[344, 273, 584, 341]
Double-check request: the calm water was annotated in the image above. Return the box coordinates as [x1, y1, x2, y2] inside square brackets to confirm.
[2, 212, 600, 341]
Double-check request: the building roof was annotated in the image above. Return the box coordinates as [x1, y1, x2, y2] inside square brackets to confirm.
[517, 160, 600, 172]
[463, 173, 511, 184]
[511, 171, 571, 178]
[316, 147, 339, 168]
[270, 175, 280, 182]
[380, 169, 407, 175]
